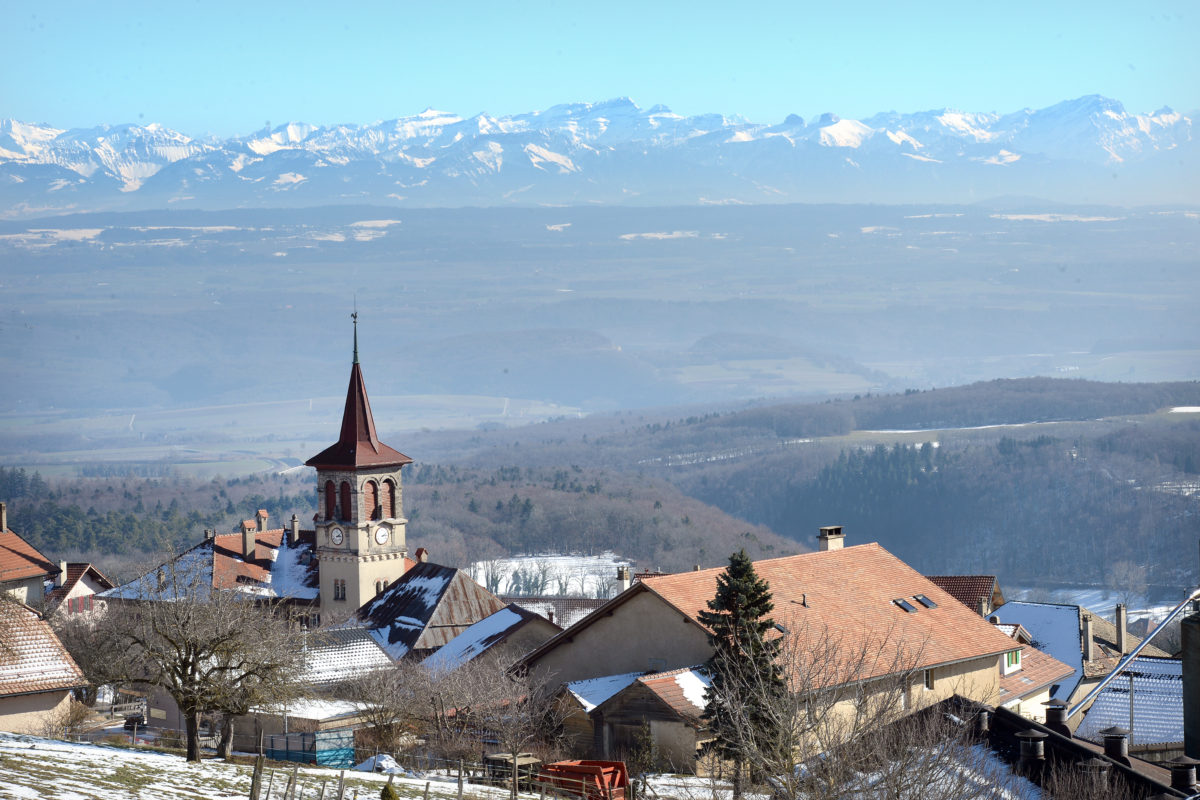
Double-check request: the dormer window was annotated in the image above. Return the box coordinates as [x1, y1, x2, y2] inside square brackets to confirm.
[1002, 649, 1022, 676]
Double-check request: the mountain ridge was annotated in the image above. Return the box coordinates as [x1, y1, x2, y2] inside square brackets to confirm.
[1, 95, 1195, 216]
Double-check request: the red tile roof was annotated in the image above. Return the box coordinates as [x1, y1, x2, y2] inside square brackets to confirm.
[636, 666, 709, 725]
[0, 601, 86, 697]
[640, 544, 1020, 683]
[306, 360, 412, 470]
[0, 530, 57, 585]
[926, 575, 999, 612]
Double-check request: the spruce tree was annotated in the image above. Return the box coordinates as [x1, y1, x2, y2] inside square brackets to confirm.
[700, 549, 783, 798]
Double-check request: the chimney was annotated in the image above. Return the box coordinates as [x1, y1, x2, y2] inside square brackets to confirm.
[977, 596, 989, 617]
[692, 564, 700, 572]
[289, 514, 300, 546]
[975, 709, 991, 736]
[1099, 726, 1131, 765]
[615, 566, 631, 593]
[1043, 701, 1070, 737]
[414, 547, 429, 563]
[256, 509, 268, 533]
[1016, 729, 1047, 768]
[1183, 611, 1200, 758]
[242, 526, 256, 561]
[0, 501, 6, 531]
[1082, 614, 1095, 662]
[204, 528, 214, 541]
[1169, 756, 1200, 792]
[1115, 603, 1128, 654]
[817, 525, 845, 552]
[55, 560, 67, 587]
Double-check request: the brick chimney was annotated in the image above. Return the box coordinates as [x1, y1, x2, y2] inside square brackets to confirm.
[256, 509, 268, 533]
[0, 501, 6, 531]
[817, 525, 845, 551]
[289, 514, 300, 546]
[1082, 613, 1095, 662]
[1115, 603, 1128, 654]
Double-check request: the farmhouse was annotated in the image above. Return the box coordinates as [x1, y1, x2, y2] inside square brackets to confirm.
[0, 600, 87, 734]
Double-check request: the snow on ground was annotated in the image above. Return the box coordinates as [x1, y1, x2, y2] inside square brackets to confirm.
[618, 231, 700, 240]
[1007, 586, 1181, 623]
[0, 732, 530, 800]
[468, 552, 630, 597]
[1171, 406, 1200, 413]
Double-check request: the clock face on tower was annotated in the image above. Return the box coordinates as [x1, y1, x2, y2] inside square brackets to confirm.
[374, 525, 391, 545]
[330, 527, 344, 546]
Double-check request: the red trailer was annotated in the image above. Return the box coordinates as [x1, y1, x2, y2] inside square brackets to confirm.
[536, 760, 629, 800]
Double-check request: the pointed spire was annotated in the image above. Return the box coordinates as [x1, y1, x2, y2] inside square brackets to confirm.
[305, 321, 412, 471]
[352, 307, 359, 365]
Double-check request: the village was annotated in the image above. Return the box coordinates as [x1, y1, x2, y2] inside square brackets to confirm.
[1, 337, 1197, 799]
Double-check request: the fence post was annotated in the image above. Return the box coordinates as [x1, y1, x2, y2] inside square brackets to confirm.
[336, 769, 346, 800]
[249, 754, 265, 800]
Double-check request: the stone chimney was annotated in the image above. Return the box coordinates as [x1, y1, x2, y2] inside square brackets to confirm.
[242, 525, 256, 561]
[615, 566, 631, 594]
[256, 509, 268, 533]
[0, 501, 6, 531]
[1082, 613, 1095, 662]
[289, 514, 300, 546]
[204, 528, 214, 541]
[977, 596, 989, 617]
[817, 525, 845, 552]
[57, 561, 68, 587]
[1115, 603, 1128, 654]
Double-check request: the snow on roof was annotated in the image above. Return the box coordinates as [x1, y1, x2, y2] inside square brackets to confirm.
[269, 538, 320, 601]
[423, 605, 529, 674]
[992, 601, 1083, 701]
[0, 602, 86, 697]
[567, 671, 644, 712]
[674, 669, 710, 710]
[302, 627, 392, 685]
[268, 698, 361, 722]
[1076, 656, 1183, 745]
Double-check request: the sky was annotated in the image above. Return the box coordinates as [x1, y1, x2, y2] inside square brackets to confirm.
[3, 0, 1198, 138]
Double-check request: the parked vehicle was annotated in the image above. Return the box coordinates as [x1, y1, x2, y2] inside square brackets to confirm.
[123, 714, 145, 731]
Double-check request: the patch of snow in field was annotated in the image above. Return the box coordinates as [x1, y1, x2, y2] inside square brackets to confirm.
[1007, 587, 1180, 622]
[546, 223, 571, 231]
[619, 231, 699, 240]
[1170, 406, 1200, 413]
[989, 213, 1121, 222]
[469, 552, 630, 597]
[349, 219, 403, 228]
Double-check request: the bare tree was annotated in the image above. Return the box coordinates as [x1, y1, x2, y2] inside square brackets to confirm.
[1106, 560, 1148, 609]
[339, 660, 432, 755]
[51, 610, 138, 707]
[102, 552, 308, 761]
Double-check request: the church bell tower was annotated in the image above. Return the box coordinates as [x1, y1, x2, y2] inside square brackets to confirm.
[307, 315, 413, 616]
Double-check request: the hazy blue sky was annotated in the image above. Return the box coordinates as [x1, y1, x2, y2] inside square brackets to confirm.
[5, 0, 1197, 137]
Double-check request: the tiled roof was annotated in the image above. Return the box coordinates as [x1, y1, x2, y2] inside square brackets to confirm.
[996, 645, 1076, 704]
[301, 627, 392, 686]
[359, 561, 507, 659]
[0, 530, 57, 585]
[926, 575, 998, 612]
[636, 666, 711, 725]
[639, 544, 1019, 683]
[499, 595, 607, 628]
[1076, 656, 1183, 745]
[1080, 606, 1171, 679]
[45, 563, 116, 607]
[0, 601, 86, 697]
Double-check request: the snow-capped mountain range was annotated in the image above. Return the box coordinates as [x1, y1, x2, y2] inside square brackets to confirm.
[1, 96, 1194, 216]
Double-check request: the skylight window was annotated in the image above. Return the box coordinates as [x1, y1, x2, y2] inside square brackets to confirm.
[893, 598, 918, 613]
[774, 622, 789, 634]
[914, 594, 938, 609]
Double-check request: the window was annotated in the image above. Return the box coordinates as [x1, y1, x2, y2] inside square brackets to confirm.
[381, 479, 396, 519]
[324, 481, 336, 520]
[923, 669, 935, 691]
[1003, 649, 1022, 675]
[894, 598, 918, 613]
[364, 480, 379, 521]
[339, 482, 352, 522]
[333, 579, 346, 601]
[914, 594, 938, 609]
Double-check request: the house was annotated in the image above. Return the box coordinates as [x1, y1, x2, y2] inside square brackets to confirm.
[358, 560, 508, 660]
[0, 600, 87, 734]
[990, 621, 1076, 721]
[45, 562, 116, 616]
[519, 527, 1033, 766]
[423, 603, 561, 673]
[590, 666, 711, 771]
[993, 600, 1171, 724]
[499, 595, 608, 629]
[0, 503, 59, 607]
[925, 574, 1005, 616]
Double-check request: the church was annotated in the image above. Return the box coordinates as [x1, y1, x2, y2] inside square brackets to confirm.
[105, 322, 505, 649]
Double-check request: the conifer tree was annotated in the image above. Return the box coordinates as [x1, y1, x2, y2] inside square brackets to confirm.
[700, 549, 783, 798]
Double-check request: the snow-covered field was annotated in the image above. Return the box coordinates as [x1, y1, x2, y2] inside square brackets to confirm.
[1007, 586, 1180, 623]
[468, 552, 630, 597]
[0, 732, 531, 800]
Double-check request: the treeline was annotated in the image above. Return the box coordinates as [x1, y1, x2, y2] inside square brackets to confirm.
[673, 422, 1200, 591]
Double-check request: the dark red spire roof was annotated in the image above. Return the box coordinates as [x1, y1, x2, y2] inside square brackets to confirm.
[306, 358, 413, 471]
